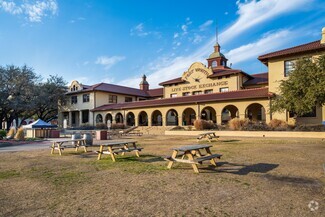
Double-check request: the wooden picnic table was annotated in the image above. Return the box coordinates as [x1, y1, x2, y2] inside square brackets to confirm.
[93, 140, 143, 161]
[164, 144, 222, 173]
[197, 132, 219, 142]
[50, 138, 87, 155]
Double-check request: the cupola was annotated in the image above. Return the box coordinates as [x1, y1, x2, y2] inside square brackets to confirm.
[207, 42, 228, 69]
[139, 74, 149, 91]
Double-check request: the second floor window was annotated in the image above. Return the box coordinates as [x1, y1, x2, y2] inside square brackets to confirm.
[183, 92, 190, 96]
[83, 94, 90, 103]
[71, 96, 77, 104]
[204, 89, 213, 94]
[193, 91, 202, 95]
[170, 93, 177, 98]
[109, 95, 117, 103]
[220, 87, 229, 92]
[284, 60, 295, 77]
[125, 97, 133, 102]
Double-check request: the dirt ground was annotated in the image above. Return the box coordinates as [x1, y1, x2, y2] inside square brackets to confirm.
[0, 135, 324, 217]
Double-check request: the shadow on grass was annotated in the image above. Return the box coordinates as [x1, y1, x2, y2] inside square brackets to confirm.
[262, 174, 321, 187]
[199, 162, 279, 175]
[221, 140, 241, 143]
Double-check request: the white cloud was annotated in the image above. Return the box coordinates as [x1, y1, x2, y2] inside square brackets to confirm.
[0, 0, 58, 23]
[226, 29, 291, 64]
[220, 0, 310, 44]
[199, 20, 213, 31]
[95, 56, 125, 70]
[118, 0, 311, 88]
[173, 33, 179, 38]
[102, 77, 115, 84]
[225, 11, 229, 15]
[0, 1, 22, 14]
[130, 23, 161, 38]
[192, 34, 204, 44]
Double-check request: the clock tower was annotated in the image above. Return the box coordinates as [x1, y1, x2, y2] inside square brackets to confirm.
[207, 42, 229, 69]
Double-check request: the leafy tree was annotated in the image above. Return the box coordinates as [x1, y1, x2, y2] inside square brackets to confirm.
[271, 55, 325, 116]
[32, 75, 67, 121]
[0, 65, 67, 130]
[0, 65, 39, 129]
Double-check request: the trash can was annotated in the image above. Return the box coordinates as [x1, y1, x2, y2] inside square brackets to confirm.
[83, 133, 93, 146]
[71, 133, 81, 145]
[96, 130, 107, 140]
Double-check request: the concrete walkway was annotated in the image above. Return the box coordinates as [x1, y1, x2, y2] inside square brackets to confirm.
[0, 139, 58, 153]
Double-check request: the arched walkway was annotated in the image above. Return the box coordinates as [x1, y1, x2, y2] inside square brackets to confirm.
[96, 114, 103, 123]
[166, 109, 178, 126]
[221, 105, 239, 124]
[182, 108, 196, 126]
[115, 113, 124, 124]
[151, 110, 163, 126]
[201, 106, 216, 123]
[126, 112, 135, 126]
[105, 113, 112, 124]
[245, 103, 266, 122]
[138, 111, 148, 126]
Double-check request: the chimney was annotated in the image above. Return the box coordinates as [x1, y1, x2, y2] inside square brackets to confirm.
[321, 27, 325, 44]
[139, 74, 149, 91]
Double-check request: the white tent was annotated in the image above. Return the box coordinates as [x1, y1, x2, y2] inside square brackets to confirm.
[23, 119, 58, 138]
[23, 119, 57, 129]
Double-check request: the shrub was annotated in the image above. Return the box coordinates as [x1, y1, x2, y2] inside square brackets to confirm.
[14, 128, 25, 140]
[268, 119, 288, 130]
[242, 121, 270, 131]
[96, 123, 108, 129]
[228, 118, 249, 130]
[0, 130, 6, 138]
[111, 123, 125, 129]
[194, 119, 217, 130]
[6, 128, 16, 138]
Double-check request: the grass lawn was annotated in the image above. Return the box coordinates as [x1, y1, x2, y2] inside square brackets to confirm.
[0, 135, 324, 216]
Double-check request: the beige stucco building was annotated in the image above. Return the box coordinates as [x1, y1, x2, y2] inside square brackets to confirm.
[58, 28, 325, 128]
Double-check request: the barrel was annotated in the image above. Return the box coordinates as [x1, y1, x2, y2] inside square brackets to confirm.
[83, 133, 93, 146]
[71, 133, 81, 145]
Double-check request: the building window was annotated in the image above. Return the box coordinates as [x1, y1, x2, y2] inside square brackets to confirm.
[125, 97, 133, 102]
[220, 87, 229, 92]
[109, 95, 117, 103]
[170, 93, 177, 98]
[204, 89, 213, 94]
[71, 96, 77, 104]
[83, 94, 90, 103]
[212, 61, 217, 67]
[192, 91, 202, 95]
[284, 60, 295, 77]
[183, 92, 190, 96]
[82, 110, 89, 123]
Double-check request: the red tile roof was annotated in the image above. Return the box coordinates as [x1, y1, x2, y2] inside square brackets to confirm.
[158, 68, 252, 86]
[243, 73, 268, 86]
[92, 87, 271, 111]
[66, 82, 149, 97]
[258, 40, 325, 63]
[159, 77, 184, 86]
[146, 88, 163, 97]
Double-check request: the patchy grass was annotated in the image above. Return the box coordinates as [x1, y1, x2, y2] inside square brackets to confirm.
[0, 135, 324, 216]
[0, 170, 20, 179]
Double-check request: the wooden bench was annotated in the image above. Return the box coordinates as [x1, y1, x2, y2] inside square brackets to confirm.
[165, 144, 222, 173]
[50, 139, 87, 155]
[197, 132, 219, 142]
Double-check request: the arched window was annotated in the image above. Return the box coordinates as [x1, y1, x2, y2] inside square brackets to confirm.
[212, 61, 217, 67]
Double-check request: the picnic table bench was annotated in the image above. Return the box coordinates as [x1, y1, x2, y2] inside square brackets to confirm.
[119, 129, 143, 136]
[197, 132, 219, 142]
[93, 140, 143, 161]
[50, 138, 87, 155]
[164, 144, 222, 173]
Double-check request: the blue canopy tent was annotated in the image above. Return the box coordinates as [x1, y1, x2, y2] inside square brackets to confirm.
[23, 119, 58, 138]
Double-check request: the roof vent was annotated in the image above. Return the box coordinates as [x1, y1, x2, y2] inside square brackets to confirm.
[321, 27, 325, 44]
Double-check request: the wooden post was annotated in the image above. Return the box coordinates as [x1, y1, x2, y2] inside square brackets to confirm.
[205, 147, 217, 166]
[186, 152, 199, 173]
[51, 142, 55, 154]
[97, 145, 104, 160]
[107, 146, 116, 162]
[167, 150, 178, 169]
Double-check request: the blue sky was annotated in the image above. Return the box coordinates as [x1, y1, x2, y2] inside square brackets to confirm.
[1, 0, 325, 88]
